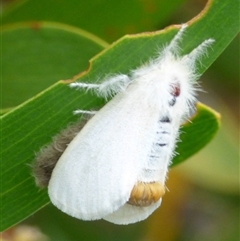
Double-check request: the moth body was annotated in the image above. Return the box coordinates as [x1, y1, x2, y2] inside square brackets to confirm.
[41, 24, 214, 224]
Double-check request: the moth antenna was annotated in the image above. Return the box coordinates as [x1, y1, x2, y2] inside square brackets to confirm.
[184, 38, 215, 65]
[162, 24, 187, 56]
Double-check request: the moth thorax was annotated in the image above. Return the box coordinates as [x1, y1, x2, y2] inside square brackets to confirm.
[127, 182, 165, 207]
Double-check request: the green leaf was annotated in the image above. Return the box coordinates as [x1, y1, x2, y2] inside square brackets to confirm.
[176, 95, 239, 195]
[1, 0, 239, 232]
[2, 0, 186, 41]
[1, 23, 108, 231]
[172, 102, 221, 167]
[1, 22, 108, 108]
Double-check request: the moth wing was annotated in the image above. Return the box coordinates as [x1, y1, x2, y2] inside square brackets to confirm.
[104, 201, 162, 225]
[48, 90, 159, 221]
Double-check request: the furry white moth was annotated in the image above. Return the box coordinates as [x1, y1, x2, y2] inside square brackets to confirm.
[47, 24, 214, 225]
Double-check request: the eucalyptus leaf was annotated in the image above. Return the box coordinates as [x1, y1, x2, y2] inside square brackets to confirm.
[1, 0, 239, 231]
[1, 22, 108, 108]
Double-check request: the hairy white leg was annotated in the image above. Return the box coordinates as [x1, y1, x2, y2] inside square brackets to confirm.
[73, 110, 97, 115]
[70, 82, 99, 90]
[70, 74, 131, 99]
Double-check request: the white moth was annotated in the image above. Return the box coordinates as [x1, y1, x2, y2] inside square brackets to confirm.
[48, 24, 214, 225]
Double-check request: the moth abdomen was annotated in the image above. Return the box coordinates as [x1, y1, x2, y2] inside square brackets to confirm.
[128, 182, 165, 207]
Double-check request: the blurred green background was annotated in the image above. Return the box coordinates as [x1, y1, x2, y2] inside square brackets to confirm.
[1, 0, 239, 240]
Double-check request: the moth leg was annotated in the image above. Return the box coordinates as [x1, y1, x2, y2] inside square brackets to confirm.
[73, 110, 97, 115]
[70, 74, 131, 99]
